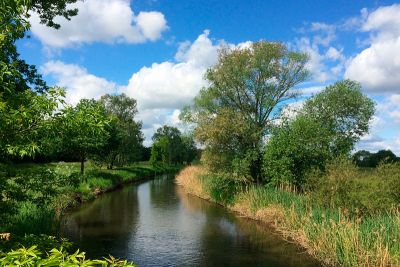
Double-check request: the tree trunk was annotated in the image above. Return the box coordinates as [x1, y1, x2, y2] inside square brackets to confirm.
[80, 155, 85, 175]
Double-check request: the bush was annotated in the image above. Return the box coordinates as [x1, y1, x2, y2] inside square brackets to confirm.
[0, 234, 72, 253]
[263, 115, 332, 188]
[306, 158, 400, 214]
[202, 173, 245, 205]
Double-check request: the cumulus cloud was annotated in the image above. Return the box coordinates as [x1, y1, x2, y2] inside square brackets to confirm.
[41, 61, 118, 105]
[30, 0, 168, 48]
[292, 23, 345, 83]
[119, 30, 222, 141]
[121, 30, 219, 112]
[345, 4, 400, 93]
[120, 30, 256, 142]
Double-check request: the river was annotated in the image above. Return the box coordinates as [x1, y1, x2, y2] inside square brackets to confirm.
[61, 174, 320, 266]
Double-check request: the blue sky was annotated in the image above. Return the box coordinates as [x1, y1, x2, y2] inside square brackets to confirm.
[19, 0, 400, 152]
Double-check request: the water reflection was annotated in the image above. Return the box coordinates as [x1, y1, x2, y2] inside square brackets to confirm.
[61, 175, 319, 266]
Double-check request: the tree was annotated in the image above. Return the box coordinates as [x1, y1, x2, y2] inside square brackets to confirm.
[181, 135, 198, 164]
[353, 149, 399, 168]
[183, 41, 309, 182]
[0, 88, 65, 159]
[263, 115, 332, 187]
[1, 0, 79, 94]
[302, 80, 375, 155]
[59, 99, 110, 175]
[151, 126, 183, 165]
[264, 80, 375, 188]
[97, 94, 144, 169]
[0, 0, 80, 159]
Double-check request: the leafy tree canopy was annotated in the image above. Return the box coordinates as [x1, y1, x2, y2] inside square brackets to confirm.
[183, 41, 310, 182]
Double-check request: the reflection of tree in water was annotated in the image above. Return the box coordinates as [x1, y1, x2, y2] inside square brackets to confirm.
[61, 186, 140, 259]
[176, 186, 320, 267]
[148, 174, 177, 207]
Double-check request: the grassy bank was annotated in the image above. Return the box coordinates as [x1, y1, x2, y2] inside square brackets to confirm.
[0, 161, 180, 249]
[176, 165, 400, 266]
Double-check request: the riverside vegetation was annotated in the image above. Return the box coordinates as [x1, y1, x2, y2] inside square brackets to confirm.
[178, 41, 400, 266]
[177, 163, 400, 266]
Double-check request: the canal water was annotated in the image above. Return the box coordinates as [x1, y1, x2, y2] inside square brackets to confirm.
[61, 175, 320, 266]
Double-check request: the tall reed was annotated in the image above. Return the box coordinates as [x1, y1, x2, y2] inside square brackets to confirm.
[176, 165, 400, 266]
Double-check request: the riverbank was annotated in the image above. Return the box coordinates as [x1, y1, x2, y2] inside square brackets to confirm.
[176, 165, 400, 267]
[0, 161, 180, 250]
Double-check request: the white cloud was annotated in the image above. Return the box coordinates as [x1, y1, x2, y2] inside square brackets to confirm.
[41, 61, 118, 105]
[120, 30, 255, 142]
[122, 30, 220, 111]
[120, 30, 221, 141]
[30, 0, 168, 48]
[292, 22, 345, 83]
[345, 4, 400, 93]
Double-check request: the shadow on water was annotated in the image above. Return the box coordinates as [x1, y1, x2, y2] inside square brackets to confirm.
[61, 175, 320, 267]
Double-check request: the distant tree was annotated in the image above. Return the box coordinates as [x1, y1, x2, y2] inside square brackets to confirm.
[59, 99, 110, 175]
[97, 94, 144, 169]
[151, 126, 183, 165]
[181, 135, 198, 164]
[354, 149, 399, 168]
[353, 150, 373, 167]
[182, 41, 309, 183]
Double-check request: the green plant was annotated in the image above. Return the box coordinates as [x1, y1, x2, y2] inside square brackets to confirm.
[202, 173, 245, 205]
[0, 246, 136, 266]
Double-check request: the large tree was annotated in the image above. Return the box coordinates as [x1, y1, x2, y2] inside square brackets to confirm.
[183, 41, 309, 182]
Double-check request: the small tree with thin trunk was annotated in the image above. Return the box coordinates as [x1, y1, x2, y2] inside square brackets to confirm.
[59, 99, 109, 176]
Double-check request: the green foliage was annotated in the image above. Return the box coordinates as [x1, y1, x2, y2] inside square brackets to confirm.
[264, 115, 332, 187]
[0, 246, 136, 266]
[96, 94, 144, 169]
[264, 80, 375, 188]
[0, 88, 65, 158]
[58, 99, 110, 174]
[0, 167, 77, 233]
[306, 158, 400, 214]
[202, 173, 245, 205]
[302, 80, 375, 155]
[184, 41, 310, 182]
[0, 234, 72, 253]
[150, 125, 197, 166]
[353, 149, 399, 168]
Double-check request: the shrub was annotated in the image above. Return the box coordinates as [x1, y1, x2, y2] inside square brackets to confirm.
[0, 246, 136, 266]
[263, 115, 332, 188]
[306, 158, 400, 214]
[202, 173, 245, 205]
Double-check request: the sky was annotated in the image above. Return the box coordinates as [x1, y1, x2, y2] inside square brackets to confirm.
[18, 0, 400, 153]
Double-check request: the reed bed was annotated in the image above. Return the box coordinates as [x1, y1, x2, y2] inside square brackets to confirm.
[176, 165, 400, 266]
